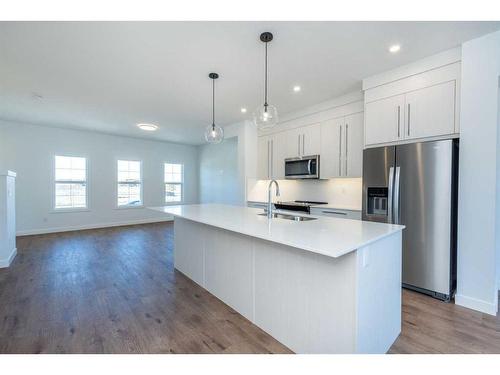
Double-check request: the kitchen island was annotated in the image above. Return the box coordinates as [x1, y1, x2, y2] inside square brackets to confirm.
[149, 204, 405, 354]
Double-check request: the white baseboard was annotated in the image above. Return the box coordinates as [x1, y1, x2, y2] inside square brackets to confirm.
[0, 247, 17, 268]
[16, 217, 174, 236]
[455, 293, 498, 316]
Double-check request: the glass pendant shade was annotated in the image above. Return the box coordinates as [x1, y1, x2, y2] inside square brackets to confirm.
[253, 104, 279, 130]
[254, 32, 278, 130]
[205, 123, 224, 144]
[205, 72, 224, 144]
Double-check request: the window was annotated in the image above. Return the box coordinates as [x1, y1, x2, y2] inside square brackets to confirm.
[117, 160, 142, 207]
[54, 156, 87, 210]
[164, 163, 183, 203]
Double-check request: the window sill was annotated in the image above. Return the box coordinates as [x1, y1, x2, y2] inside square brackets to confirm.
[114, 205, 145, 210]
[50, 208, 91, 214]
[164, 201, 183, 206]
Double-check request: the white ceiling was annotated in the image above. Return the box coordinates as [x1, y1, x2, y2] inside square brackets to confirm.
[0, 21, 499, 145]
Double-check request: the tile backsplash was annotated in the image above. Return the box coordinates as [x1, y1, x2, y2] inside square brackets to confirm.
[246, 177, 362, 210]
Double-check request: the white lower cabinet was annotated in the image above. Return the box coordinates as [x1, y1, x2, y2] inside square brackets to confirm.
[320, 112, 363, 178]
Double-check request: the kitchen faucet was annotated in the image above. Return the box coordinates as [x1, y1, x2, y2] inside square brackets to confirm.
[267, 179, 280, 218]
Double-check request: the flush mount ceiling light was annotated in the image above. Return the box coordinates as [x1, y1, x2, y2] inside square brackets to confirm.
[241, 107, 247, 113]
[204, 72, 224, 144]
[389, 44, 401, 53]
[137, 123, 158, 131]
[293, 85, 301, 92]
[253, 32, 278, 130]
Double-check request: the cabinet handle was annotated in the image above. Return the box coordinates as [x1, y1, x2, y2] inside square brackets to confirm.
[322, 210, 347, 216]
[338, 126, 342, 176]
[298, 135, 300, 156]
[302, 134, 305, 156]
[345, 123, 348, 176]
[397, 105, 401, 138]
[407, 103, 411, 136]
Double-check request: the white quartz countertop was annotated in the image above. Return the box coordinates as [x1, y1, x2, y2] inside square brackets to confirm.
[149, 204, 404, 259]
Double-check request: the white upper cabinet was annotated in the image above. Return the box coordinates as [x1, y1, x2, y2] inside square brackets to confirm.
[284, 124, 321, 159]
[344, 112, 363, 178]
[285, 127, 302, 159]
[365, 94, 405, 146]
[256, 97, 365, 181]
[257, 134, 286, 180]
[320, 112, 363, 179]
[257, 135, 271, 180]
[363, 61, 460, 148]
[273, 135, 286, 179]
[320, 118, 343, 178]
[302, 123, 321, 156]
[404, 81, 456, 140]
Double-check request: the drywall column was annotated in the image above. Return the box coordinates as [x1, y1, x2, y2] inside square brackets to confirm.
[456, 30, 500, 315]
[0, 170, 17, 268]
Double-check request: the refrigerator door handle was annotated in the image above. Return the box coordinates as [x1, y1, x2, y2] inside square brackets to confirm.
[394, 166, 401, 224]
[388, 167, 394, 224]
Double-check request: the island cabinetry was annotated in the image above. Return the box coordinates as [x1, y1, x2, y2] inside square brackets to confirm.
[172, 213, 402, 353]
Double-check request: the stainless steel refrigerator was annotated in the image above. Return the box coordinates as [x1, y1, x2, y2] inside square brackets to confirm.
[362, 139, 458, 301]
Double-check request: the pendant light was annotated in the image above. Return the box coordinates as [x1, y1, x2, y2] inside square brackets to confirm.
[205, 72, 224, 144]
[253, 32, 278, 130]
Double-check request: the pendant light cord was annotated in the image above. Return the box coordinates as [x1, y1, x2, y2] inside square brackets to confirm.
[264, 41, 268, 109]
[212, 77, 215, 129]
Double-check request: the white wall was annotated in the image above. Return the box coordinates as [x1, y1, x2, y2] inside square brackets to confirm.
[197, 120, 257, 206]
[198, 136, 240, 205]
[0, 120, 199, 235]
[456, 30, 500, 315]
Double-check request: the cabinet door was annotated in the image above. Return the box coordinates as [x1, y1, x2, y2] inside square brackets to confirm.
[404, 81, 456, 140]
[302, 123, 321, 156]
[271, 134, 286, 179]
[257, 136, 270, 179]
[320, 118, 343, 179]
[364, 94, 405, 146]
[344, 112, 363, 178]
[285, 128, 302, 158]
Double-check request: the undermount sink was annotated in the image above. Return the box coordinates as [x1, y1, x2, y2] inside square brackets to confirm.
[258, 212, 317, 221]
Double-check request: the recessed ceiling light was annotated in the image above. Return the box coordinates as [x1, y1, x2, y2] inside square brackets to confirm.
[293, 86, 301, 92]
[241, 108, 247, 113]
[137, 123, 158, 131]
[389, 44, 401, 53]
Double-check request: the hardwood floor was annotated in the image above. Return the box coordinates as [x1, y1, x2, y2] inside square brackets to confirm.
[0, 222, 498, 354]
[390, 289, 500, 354]
[0, 223, 291, 354]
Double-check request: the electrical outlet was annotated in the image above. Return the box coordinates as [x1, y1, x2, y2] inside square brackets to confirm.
[362, 248, 370, 267]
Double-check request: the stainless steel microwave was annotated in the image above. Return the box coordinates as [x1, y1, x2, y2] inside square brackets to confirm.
[285, 155, 320, 179]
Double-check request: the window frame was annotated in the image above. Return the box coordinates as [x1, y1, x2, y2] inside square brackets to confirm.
[52, 154, 90, 213]
[115, 159, 144, 209]
[164, 163, 184, 205]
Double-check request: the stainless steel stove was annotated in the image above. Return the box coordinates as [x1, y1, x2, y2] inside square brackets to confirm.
[274, 200, 328, 214]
